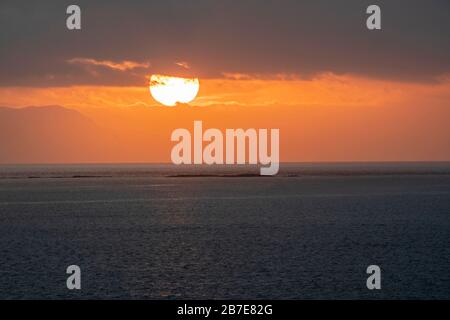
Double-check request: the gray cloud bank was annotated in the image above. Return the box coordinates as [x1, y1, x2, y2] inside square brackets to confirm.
[1, 0, 449, 86]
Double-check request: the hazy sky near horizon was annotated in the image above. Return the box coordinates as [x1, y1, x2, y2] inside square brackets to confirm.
[1, 0, 449, 86]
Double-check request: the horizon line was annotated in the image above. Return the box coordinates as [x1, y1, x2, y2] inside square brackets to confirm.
[1, 161, 449, 167]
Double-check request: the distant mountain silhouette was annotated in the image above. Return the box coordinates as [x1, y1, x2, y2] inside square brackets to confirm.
[1, 103, 449, 164]
[0, 106, 109, 163]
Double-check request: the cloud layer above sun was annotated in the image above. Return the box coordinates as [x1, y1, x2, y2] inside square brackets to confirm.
[1, 0, 449, 87]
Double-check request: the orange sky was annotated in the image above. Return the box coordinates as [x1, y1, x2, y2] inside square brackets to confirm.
[0, 73, 449, 163]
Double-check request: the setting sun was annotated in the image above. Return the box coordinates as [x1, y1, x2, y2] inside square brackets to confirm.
[149, 74, 199, 107]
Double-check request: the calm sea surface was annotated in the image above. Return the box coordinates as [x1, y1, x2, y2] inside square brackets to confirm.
[0, 163, 449, 299]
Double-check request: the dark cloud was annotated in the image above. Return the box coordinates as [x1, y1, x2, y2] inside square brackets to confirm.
[1, 0, 449, 86]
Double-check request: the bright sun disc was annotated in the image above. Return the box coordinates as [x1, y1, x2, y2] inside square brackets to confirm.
[149, 74, 199, 107]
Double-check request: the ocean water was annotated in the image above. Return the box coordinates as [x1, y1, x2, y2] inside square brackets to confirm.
[0, 163, 449, 299]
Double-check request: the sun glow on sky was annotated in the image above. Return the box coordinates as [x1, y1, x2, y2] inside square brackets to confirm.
[0, 73, 449, 162]
[2, 74, 449, 110]
[149, 74, 199, 106]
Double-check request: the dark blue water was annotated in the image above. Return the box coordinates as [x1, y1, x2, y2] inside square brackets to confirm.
[0, 163, 449, 299]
